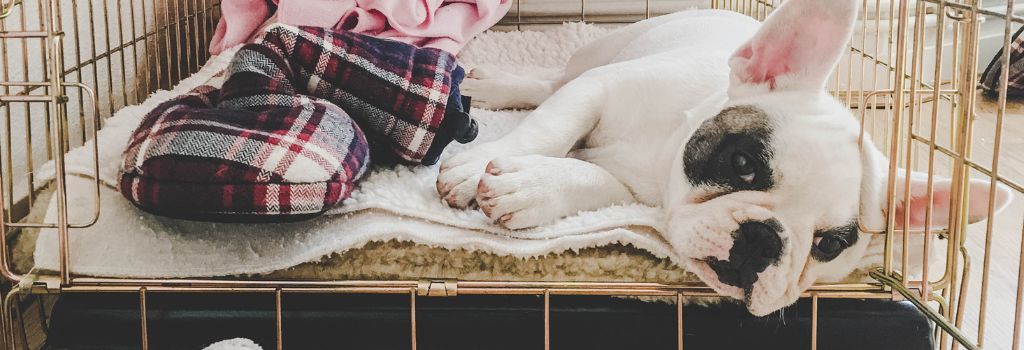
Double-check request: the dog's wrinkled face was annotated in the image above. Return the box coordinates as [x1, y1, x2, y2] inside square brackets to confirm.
[661, 0, 1010, 316]
[668, 93, 871, 316]
[668, 92, 1012, 316]
[655, 0, 877, 315]
[659, 0, 1011, 315]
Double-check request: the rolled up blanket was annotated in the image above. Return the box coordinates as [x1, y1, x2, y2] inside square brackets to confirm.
[119, 75, 371, 221]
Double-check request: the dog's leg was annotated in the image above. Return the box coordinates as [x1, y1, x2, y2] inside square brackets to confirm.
[461, 65, 563, 110]
[461, 12, 693, 111]
[438, 76, 607, 208]
[476, 155, 635, 229]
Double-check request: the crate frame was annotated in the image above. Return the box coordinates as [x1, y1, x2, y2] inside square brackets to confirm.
[1, 0, 1022, 349]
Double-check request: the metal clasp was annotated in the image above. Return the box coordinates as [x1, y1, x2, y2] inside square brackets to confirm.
[0, 0, 17, 20]
[417, 279, 458, 297]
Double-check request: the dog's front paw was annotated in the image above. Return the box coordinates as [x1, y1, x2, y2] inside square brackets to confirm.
[475, 155, 568, 230]
[436, 148, 495, 209]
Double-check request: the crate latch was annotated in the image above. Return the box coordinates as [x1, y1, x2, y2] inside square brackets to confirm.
[417, 279, 458, 297]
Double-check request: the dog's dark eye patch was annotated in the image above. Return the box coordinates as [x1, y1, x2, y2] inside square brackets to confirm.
[683, 105, 775, 192]
[811, 222, 859, 262]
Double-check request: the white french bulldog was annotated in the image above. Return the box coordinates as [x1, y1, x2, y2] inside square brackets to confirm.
[437, 0, 1012, 316]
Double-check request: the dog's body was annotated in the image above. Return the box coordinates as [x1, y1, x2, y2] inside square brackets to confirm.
[448, 10, 761, 222]
[437, 0, 1011, 315]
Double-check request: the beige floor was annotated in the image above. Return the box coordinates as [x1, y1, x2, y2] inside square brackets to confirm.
[904, 92, 1024, 350]
[850, 87, 1024, 349]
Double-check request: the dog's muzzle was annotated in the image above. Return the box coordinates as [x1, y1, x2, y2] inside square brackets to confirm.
[706, 220, 784, 291]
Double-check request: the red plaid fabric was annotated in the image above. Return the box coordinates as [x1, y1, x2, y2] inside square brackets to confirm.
[120, 78, 370, 221]
[256, 24, 473, 165]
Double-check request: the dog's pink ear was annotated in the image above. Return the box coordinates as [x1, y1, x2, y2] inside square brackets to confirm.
[890, 172, 1013, 229]
[728, 0, 859, 96]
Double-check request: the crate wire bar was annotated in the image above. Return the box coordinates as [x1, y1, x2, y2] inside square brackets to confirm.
[1, 0, 1023, 349]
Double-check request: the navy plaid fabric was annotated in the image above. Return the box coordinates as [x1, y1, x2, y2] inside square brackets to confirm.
[119, 25, 476, 221]
[258, 24, 475, 165]
[981, 26, 1024, 97]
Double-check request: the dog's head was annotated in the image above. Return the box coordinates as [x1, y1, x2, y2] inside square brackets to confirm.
[664, 0, 1013, 316]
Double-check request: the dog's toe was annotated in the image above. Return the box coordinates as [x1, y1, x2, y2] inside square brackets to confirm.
[435, 179, 448, 196]
[436, 151, 496, 207]
[479, 200, 494, 217]
[468, 66, 495, 79]
[485, 161, 502, 176]
[477, 179, 490, 197]
[437, 170, 482, 208]
[444, 178, 480, 208]
[498, 208, 550, 230]
[476, 171, 522, 200]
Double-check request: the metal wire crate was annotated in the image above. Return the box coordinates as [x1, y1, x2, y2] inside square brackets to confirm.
[1, 0, 1023, 349]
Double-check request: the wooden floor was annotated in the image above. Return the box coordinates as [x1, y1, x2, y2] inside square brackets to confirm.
[857, 91, 1024, 349]
[950, 94, 1024, 349]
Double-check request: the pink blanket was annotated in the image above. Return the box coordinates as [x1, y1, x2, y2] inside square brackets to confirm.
[210, 0, 512, 55]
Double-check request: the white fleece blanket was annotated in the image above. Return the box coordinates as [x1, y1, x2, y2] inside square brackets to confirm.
[31, 23, 680, 278]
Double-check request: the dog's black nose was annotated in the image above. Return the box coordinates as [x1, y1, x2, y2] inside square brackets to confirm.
[707, 220, 784, 291]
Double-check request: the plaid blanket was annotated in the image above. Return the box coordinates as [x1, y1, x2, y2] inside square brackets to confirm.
[981, 26, 1024, 97]
[119, 25, 476, 221]
[235, 24, 475, 165]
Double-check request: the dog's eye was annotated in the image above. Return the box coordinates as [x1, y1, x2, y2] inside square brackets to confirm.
[812, 235, 847, 261]
[731, 151, 756, 183]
